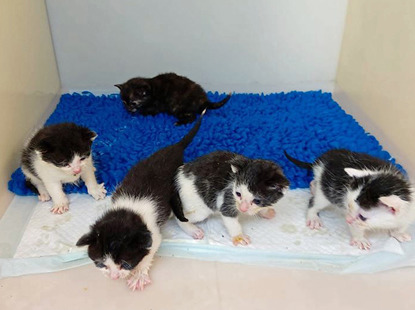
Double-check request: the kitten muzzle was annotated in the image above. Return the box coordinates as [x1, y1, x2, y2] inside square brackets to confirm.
[239, 201, 250, 213]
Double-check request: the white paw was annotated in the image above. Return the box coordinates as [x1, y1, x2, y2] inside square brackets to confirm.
[88, 183, 107, 200]
[38, 193, 51, 202]
[191, 228, 205, 240]
[391, 232, 412, 243]
[258, 208, 276, 219]
[51, 203, 69, 214]
[127, 272, 152, 292]
[350, 238, 371, 250]
[306, 217, 323, 230]
[232, 234, 251, 246]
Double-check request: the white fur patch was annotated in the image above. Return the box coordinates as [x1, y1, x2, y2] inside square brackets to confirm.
[344, 168, 381, 178]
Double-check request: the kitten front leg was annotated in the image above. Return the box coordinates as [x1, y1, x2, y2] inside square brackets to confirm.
[221, 215, 250, 246]
[258, 207, 276, 219]
[43, 182, 69, 214]
[127, 230, 162, 291]
[80, 158, 107, 200]
[348, 223, 371, 250]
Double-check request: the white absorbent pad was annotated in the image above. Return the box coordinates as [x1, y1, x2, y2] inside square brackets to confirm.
[2, 189, 415, 278]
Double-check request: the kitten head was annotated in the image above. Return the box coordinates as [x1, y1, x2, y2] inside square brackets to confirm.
[76, 209, 152, 280]
[230, 158, 289, 215]
[115, 78, 152, 113]
[345, 168, 413, 228]
[34, 123, 96, 176]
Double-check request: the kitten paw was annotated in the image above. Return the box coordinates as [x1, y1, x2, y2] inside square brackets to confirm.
[127, 272, 152, 291]
[350, 238, 371, 250]
[51, 203, 69, 214]
[391, 232, 412, 243]
[232, 234, 251, 246]
[88, 183, 107, 200]
[309, 180, 316, 196]
[258, 208, 276, 219]
[191, 228, 205, 240]
[306, 217, 323, 230]
[38, 193, 51, 202]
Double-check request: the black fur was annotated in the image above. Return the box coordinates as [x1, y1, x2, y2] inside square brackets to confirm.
[21, 122, 96, 183]
[76, 209, 151, 269]
[115, 72, 231, 125]
[77, 114, 204, 270]
[180, 151, 290, 216]
[285, 149, 412, 210]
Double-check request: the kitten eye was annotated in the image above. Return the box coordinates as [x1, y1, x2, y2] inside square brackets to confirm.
[80, 156, 87, 161]
[121, 261, 133, 270]
[253, 199, 261, 205]
[94, 262, 106, 269]
[235, 192, 241, 198]
[358, 214, 367, 221]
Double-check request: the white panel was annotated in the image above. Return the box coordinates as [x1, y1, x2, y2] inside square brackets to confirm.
[46, 0, 348, 93]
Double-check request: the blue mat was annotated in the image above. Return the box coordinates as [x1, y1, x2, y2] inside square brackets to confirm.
[8, 91, 400, 196]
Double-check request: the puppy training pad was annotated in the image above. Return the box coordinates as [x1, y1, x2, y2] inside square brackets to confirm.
[3, 189, 415, 278]
[3, 91, 414, 278]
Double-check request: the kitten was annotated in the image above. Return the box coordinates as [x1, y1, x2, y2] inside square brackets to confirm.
[174, 151, 290, 245]
[21, 122, 107, 214]
[76, 112, 204, 291]
[115, 72, 231, 125]
[284, 149, 415, 250]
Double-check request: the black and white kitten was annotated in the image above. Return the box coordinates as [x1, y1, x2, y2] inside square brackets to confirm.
[115, 72, 231, 125]
[285, 149, 415, 250]
[76, 112, 204, 291]
[175, 151, 290, 246]
[21, 123, 106, 214]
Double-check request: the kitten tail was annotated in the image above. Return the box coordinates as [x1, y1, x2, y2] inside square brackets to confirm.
[204, 93, 232, 110]
[284, 150, 313, 170]
[177, 109, 206, 149]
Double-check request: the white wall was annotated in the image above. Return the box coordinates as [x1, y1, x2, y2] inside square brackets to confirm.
[0, 0, 60, 217]
[46, 0, 348, 93]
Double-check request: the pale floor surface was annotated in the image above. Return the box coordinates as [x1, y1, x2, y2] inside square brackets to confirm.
[1, 256, 414, 310]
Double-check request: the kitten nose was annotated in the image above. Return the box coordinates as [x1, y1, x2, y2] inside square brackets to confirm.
[239, 201, 249, 212]
[73, 167, 82, 175]
[111, 274, 120, 280]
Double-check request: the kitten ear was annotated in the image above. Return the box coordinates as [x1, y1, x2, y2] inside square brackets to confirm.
[114, 84, 123, 90]
[379, 195, 408, 213]
[37, 140, 54, 154]
[344, 168, 377, 178]
[76, 231, 96, 247]
[81, 128, 97, 141]
[230, 158, 248, 174]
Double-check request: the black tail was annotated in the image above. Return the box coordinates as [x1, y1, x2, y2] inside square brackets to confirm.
[170, 190, 188, 222]
[178, 109, 206, 149]
[204, 93, 231, 110]
[284, 150, 313, 170]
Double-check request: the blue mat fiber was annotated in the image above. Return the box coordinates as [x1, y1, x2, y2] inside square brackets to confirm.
[8, 91, 400, 196]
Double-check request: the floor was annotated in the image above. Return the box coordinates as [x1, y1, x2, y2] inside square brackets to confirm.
[1, 256, 414, 310]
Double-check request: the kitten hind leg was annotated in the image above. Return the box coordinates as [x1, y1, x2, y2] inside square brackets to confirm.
[175, 218, 205, 239]
[306, 193, 331, 230]
[174, 113, 197, 126]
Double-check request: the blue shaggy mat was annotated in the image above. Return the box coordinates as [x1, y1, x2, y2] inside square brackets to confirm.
[8, 91, 400, 195]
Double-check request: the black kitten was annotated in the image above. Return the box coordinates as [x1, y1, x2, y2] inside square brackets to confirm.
[76, 112, 204, 291]
[174, 151, 290, 245]
[21, 122, 106, 214]
[285, 149, 415, 250]
[115, 72, 231, 125]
